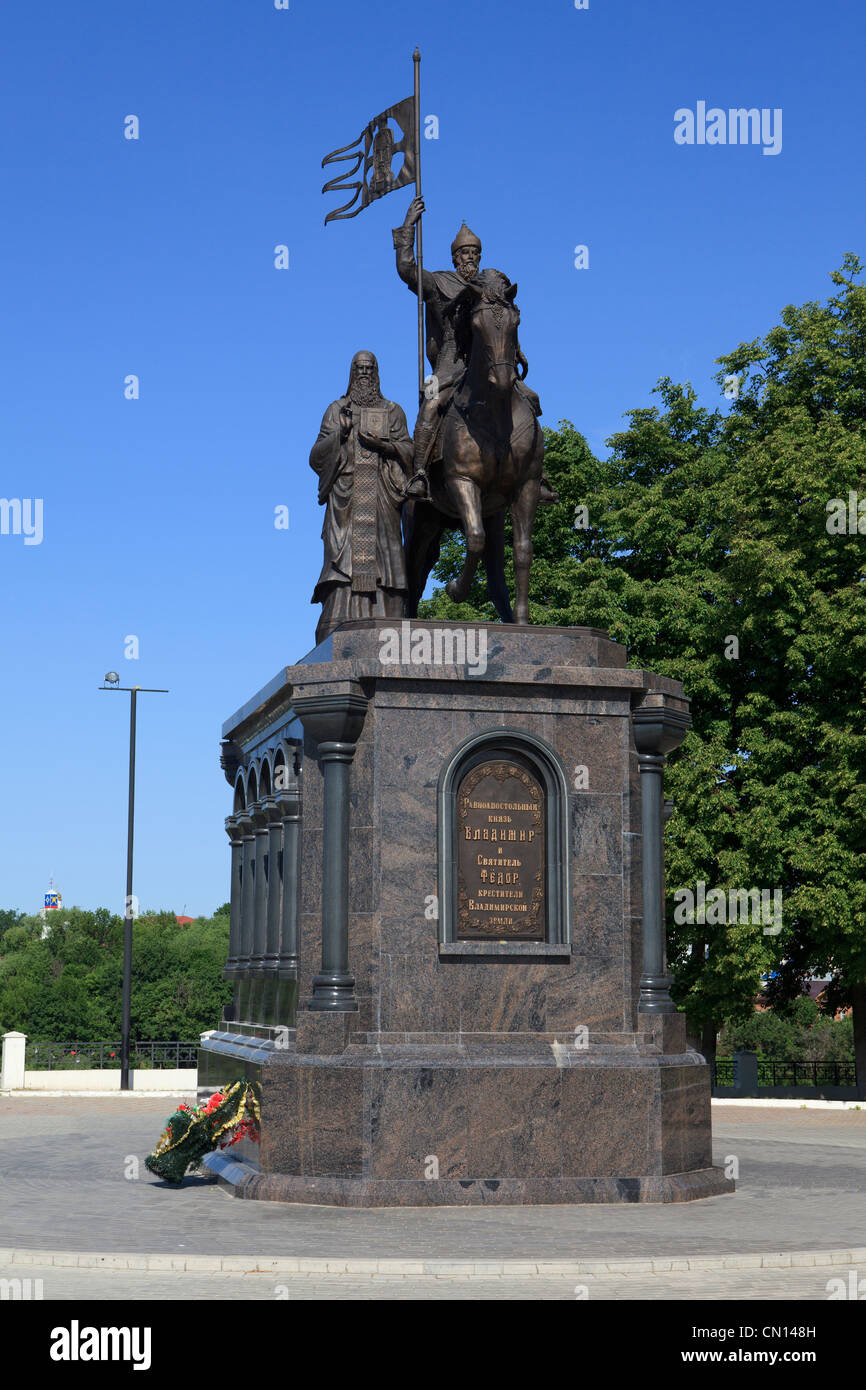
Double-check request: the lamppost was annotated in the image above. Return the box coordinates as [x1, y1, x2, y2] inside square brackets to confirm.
[99, 674, 168, 1090]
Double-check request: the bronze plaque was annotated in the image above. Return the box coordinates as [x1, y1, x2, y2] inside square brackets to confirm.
[456, 760, 545, 940]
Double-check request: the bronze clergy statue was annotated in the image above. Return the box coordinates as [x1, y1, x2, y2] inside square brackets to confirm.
[310, 350, 414, 644]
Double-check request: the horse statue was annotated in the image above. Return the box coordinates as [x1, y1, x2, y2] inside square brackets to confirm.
[403, 271, 544, 625]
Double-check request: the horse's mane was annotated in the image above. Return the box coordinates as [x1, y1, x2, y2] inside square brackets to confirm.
[451, 270, 516, 365]
[481, 269, 513, 302]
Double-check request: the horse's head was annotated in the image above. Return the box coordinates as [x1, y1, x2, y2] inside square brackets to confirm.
[455, 272, 520, 395]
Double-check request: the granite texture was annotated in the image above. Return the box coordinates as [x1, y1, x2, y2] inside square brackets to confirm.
[246, 1039, 728, 1203]
[206, 621, 722, 1206]
[231, 1168, 735, 1206]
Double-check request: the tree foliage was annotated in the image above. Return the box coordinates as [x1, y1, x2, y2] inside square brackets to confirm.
[421, 258, 866, 1041]
[0, 906, 231, 1041]
[719, 998, 853, 1064]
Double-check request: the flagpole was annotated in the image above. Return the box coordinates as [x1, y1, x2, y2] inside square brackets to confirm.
[413, 47, 424, 403]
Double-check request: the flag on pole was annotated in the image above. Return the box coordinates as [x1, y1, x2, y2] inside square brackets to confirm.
[321, 96, 416, 224]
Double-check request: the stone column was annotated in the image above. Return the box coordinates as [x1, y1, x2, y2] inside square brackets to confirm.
[223, 816, 243, 992]
[235, 810, 255, 1022]
[292, 688, 368, 1013]
[633, 695, 691, 1017]
[249, 801, 269, 1024]
[274, 774, 302, 1026]
[260, 794, 283, 1026]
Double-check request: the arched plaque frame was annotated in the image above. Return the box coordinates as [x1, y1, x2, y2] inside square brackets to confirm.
[437, 728, 572, 955]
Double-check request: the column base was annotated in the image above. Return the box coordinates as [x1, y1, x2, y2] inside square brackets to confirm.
[639, 974, 677, 1014]
[307, 972, 358, 1012]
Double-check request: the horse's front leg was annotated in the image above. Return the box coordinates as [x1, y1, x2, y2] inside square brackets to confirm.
[404, 502, 444, 618]
[445, 478, 485, 603]
[482, 507, 514, 622]
[510, 477, 540, 624]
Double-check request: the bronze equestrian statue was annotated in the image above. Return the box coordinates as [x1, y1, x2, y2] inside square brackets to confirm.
[394, 197, 552, 624]
[393, 196, 553, 505]
[402, 268, 545, 625]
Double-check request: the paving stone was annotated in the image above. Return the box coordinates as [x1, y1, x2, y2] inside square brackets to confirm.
[0, 1097, 864, 1268]
[0, 1261, 857, 1300]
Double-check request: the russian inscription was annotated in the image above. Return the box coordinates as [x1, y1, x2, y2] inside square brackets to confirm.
[456, 759, 545, 939]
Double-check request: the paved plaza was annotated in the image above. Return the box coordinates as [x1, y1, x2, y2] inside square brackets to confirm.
[1, 1096, 864, 1299]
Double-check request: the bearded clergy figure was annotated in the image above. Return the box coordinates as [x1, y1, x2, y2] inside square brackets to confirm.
[310, 350, 414, 644]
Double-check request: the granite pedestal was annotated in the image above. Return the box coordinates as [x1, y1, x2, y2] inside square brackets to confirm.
[201, 621, 733, 1205]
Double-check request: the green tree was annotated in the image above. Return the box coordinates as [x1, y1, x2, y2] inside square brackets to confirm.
[0, 906, 231, 1042]
[421, 258, 866, 1083]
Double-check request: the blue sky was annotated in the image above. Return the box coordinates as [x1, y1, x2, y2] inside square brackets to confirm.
[1, 0, 864, 917]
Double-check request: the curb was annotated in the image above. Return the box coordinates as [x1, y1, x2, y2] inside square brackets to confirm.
[2, 1247, 864, 1278]
[0, 1091, 197, 1099]
[712, 1098, 864, 1110]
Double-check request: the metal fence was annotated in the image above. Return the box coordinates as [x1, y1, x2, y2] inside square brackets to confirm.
[712, 1058, 857, 1088]
[24, 1041, 199, 1071]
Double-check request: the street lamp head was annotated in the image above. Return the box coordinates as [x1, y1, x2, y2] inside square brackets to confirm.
[105, 672, 120, 685]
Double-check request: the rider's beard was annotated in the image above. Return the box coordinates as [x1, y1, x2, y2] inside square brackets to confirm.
[457, 257, 479, 282]
[349, 374, 382, 406]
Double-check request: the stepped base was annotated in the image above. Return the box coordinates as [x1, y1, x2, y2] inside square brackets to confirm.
[199, 1019, 734, 1206]
[202, 1153, 733, 1206]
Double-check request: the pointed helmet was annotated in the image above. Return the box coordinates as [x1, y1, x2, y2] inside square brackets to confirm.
[450, 221, 482, 257]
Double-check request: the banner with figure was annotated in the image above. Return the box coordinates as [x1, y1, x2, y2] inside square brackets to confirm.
[321, 96, 416, 224]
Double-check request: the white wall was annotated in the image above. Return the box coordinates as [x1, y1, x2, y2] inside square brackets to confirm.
[18, 1068, 197, 1091]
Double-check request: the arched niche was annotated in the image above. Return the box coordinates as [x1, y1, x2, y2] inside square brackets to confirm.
[274, 737, 301, 793]
[437, 728, 571, 950]
[259, 757, 272, 798]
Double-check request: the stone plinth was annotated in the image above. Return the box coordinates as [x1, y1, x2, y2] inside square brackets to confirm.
[202, 621, 733, 1205]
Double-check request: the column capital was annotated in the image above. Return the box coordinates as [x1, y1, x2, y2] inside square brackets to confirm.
[235, 810, 254, 836]
[292, 686, 368, 748]
[632, 692, 691, 758]
[260, 794, 284, 826]
[219, 739, 243, 787]
[274, 787, 301, 820]
[224, 814, 244, 844]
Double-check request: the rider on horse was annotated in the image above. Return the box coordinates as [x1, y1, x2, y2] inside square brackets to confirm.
[392, 196, 557, 504]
